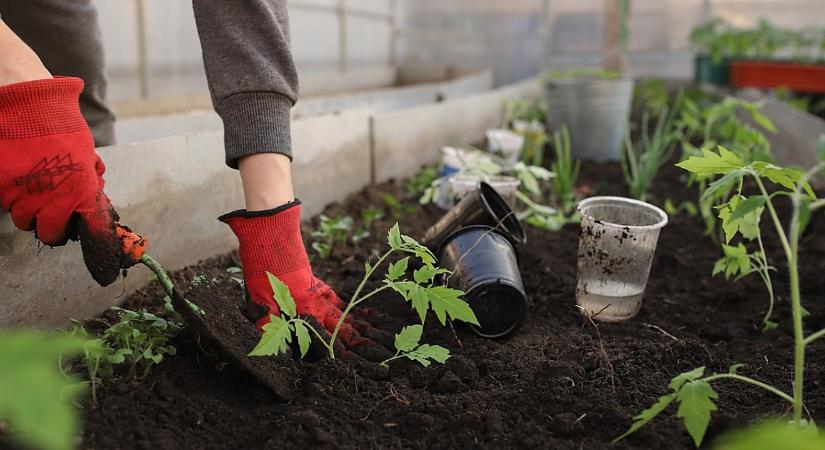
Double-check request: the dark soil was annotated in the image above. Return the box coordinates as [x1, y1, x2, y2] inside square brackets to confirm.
[73, 162, 825, 449]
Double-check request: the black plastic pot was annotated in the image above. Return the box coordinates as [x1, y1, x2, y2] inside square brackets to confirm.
[438, 226, 527, 338]
[423, 182, 526, 251]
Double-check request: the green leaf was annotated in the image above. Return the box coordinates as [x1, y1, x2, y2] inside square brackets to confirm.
[293, 321, 312, 358]
[669, 366, 706, 391]
[676, 146, 745, 176]
[714, 244, 752, 280]
[729, 196, 766, 222]
[403, 344, 451, 367]
[399, 234, 436, 267]
[266, 273, 296, 319]
[613, 394, 677, 443]
[675, 380, 719, 447]
[750, 109, 777, 133]
[701, 169, 746, 203]
[752, 162, 804, 190]
[389, 282, 478, 326]
[413, 266, 449, 284]
[762, 320, 779, 332]
[248, 315, 293, 357]
[718, 197, 762, 243]
[426, 285, 480, 326]
[0, 331, 88, 450]
[388, 223, 402, 249]
[728, 363, 746, 374]
[386, 257, 409, 282]
[394, 324, 423, 352]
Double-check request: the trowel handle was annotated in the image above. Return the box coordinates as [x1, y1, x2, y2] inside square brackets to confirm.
[116, 225, 148, 265]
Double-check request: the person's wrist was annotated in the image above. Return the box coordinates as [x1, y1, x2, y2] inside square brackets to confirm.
[238, 153, 295, 211]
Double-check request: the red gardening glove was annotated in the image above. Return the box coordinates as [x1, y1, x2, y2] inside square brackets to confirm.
[0, 77, 129, 286]
[220, 201, 391, 361]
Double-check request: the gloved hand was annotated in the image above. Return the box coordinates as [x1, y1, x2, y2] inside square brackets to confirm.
[0, 77, 131, 286]
[220, 201, 391, 361]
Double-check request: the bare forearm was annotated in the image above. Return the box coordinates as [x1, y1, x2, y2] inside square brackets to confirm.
[0, 19, 51, 85]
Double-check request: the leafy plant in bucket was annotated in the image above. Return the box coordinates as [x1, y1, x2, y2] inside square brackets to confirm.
[249, 223, 478, 363]
[616, 146, 825, 446]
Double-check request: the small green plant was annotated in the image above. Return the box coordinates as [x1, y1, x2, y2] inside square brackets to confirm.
[616, 146, 825, 446]
[550, 126, 581, 215]
[227, 265, 245, 287]
[503, 98, 547, 129]
[663, 199, 698, 217]
[633, 79, 670, 118]
[250, 224, 479, 362]
[353, 207, 385, 243]
[61, 322, 131, 404]
[621, 95, 682, 201]
[712, 196, 778, 330]
[380, 325, 450, 368]
[405, 166, 438, 196]
[103, 308, 181, 379]
[520, 128, 548, 167]
[311, 214, 354, 259]
[1, 330, 88, 450]
[690, 18, 825, 64]
[383, 192, 416, 219]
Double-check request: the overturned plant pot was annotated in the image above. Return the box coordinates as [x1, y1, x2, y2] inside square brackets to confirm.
[543, 76, 633, 162]
[438, 226, 527, 338]
[423, 181, 526, 252]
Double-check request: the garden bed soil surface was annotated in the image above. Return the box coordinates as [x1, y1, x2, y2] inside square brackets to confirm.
[65, 162, 825, 448]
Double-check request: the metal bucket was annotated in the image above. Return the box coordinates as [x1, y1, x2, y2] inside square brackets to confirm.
[543, 77, 634, 162]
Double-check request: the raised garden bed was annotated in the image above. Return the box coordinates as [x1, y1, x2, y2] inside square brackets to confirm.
[53, 157, 825, 450]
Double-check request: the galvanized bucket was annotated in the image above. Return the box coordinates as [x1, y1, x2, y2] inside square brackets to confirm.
[543, 77, 634, 162]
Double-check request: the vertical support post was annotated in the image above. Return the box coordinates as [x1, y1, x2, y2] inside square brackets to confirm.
[603, 0, 631, 73]
[135, 0, 150, 98]
[389, 0, 399, 68]
[540, 0, 553, 70]
[338, 0, 348, 72]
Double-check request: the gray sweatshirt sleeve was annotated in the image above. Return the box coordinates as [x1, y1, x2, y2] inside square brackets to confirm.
[192, 0, 299, 168]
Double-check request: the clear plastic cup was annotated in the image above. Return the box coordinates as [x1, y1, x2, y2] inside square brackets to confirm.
[486, 129, 524, 163]
[575, 196, 668, 322]
[448, 175, 520, 208]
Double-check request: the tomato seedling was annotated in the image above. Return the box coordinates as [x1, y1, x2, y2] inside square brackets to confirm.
[616, 146, 825, 446]
[250, 223, 479, 363]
